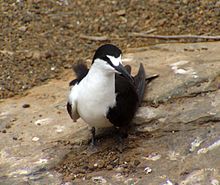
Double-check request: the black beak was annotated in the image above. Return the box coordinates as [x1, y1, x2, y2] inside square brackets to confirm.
[114, 63, 133, 81]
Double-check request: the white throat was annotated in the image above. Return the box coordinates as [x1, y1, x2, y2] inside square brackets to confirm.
[75, 60, 116, 128]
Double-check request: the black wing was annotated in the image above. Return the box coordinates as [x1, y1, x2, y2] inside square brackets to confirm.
[67, 62, 88, 120]
[69, 62, 89, 86]
[107, 63, 146, 127]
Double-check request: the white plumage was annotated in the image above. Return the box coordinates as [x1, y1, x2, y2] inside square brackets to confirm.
[68, 58, 118, 128]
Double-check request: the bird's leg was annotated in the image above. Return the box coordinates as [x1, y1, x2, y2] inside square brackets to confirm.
[86, 127, 98, 154]
[91, 127, 96, 146]
[116, 126, 128, 152]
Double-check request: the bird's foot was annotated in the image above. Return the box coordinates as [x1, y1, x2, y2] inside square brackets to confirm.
[86, 127, 98, 154]
[86, 143, 98, 154]
[116, 128, 128, 153]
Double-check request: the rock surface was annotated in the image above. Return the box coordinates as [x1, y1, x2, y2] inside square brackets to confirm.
[0, 42, 220, 184]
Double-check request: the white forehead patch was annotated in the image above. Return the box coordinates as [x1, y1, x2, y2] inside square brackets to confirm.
[106, 55, 122, 66]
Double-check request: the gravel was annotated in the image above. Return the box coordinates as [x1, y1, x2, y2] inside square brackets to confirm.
[1, 0, 219, 99]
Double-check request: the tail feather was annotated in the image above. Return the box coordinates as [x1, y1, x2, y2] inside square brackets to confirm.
[134, 63, 146, 105]
[124, 65, 131, 74]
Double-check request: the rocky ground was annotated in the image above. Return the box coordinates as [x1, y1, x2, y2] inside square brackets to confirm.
[0, 0, 220, 98]
[0, 42, 220, 184]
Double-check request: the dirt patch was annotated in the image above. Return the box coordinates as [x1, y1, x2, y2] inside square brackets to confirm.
[1, 0, 220, 98]
[55, 132, 153, 182]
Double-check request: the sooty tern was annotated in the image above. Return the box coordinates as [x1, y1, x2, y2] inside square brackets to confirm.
[67, 44, 146, 145]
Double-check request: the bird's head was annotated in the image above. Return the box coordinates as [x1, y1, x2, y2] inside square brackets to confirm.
[92, 44, 133, 81]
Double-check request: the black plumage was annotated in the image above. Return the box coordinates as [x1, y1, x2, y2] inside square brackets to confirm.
[107, 63, 145, 127]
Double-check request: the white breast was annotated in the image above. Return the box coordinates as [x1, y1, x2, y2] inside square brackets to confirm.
[70, 61, 117, 128]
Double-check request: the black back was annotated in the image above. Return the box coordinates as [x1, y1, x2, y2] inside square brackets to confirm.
[107, 63, 146, 127]
[107, 74, 138, 127]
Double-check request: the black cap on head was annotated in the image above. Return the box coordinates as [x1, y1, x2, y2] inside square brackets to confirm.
[92, 44, 122, 63]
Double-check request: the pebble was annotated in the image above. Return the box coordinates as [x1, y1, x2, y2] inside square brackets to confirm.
[32, 137, 40, 141]
[133, 159, 140, 166]
[18, 26, 27, 32]
[92, 176, 107, 184]
[144, 166, 152, 174]
[12, 137, 18, 140]
[106, 164, 113, 170]
[22, 104, 30, 108]
[116, 9, 126, 16]
[5, 123, 11, 129]
[144, 153, 161, 161]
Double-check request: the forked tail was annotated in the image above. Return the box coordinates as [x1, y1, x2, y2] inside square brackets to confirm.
[134, 63, 146, 105]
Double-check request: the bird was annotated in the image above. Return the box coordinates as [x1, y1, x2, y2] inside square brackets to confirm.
[67, 44, 146, 146]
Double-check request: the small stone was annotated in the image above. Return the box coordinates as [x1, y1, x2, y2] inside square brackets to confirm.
[13, 137, 18, 140]
[51, 67, 56, 71]
[133, 159, 140, 166]
[93, 163, 98, 168]
[116, 9, 126, 16]
[2, 130, 7, 133]
[144, 166, 152, 174]
[92, 176, 107, 184]
[144, 153, 161, 161]
[201, 46, 208, 50]
[32, 137, 39, 141]
[22, 104, 30, 108]
[18, 26, 27, 32]
[5, 123, 11, 129]
[106, 165, 113, 170]
[184, 47, 195, 52]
